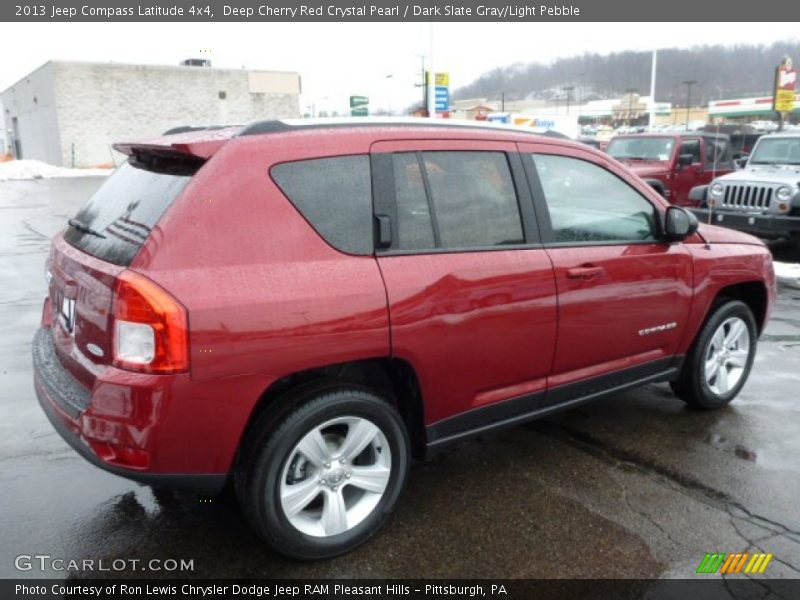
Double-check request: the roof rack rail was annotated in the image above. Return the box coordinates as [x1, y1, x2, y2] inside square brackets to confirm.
[237, 117, 573, 139]
[162, 125, 231, 135]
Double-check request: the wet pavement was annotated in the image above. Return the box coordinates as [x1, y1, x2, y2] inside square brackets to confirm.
[1, 177, 799, 580]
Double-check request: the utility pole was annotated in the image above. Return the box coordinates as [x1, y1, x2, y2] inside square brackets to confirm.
[415, 54, 427, 116]
[648, 49, 658, 131]
[563, 86, 575, 115]
[427, 22, 436, 118]
[501, 92, 505, 112]
[625, 88, 637, 127]
[683, 80, 697, 131]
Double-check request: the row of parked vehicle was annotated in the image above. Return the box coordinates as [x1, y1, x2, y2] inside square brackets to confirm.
[590, 128, 800, 251]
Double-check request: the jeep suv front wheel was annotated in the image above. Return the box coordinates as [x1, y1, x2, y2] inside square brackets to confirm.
[237, 385, 410, 559]
[671, 299, 757, 409]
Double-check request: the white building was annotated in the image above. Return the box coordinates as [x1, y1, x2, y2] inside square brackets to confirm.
[1, 60, 301, 167]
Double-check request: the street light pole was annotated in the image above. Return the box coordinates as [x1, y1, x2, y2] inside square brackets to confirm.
[385, 74, 394, 115]
[563, 86, 575, 115]
[683, 80, 697, 131]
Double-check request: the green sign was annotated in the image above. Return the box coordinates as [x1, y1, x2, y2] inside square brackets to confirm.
[351, 106, 369, 116]
[349, 95, 369, 108]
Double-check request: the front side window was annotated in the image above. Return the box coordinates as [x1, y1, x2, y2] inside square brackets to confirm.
[532, 154, 657, 244]
[678, 140, 702, 164]
[391, 151, 524, 251]
[704, 138, 731, 167]
[271, 155, 372, 255]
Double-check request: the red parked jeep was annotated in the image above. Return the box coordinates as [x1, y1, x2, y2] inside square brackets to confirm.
[34, 119, 775, 559]
[607, 132, 735, 206]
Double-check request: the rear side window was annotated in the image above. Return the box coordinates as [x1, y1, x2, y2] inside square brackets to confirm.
[271, 155, 372, 255]
[64, 159, 196, 266]
[391, 151, 524, 251]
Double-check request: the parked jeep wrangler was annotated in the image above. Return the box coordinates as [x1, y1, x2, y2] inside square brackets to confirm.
[689, 132, 800, 251]
[607, 132, 735, 206]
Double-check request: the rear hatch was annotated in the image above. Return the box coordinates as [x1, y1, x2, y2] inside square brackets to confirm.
[47, 155, 199, 389]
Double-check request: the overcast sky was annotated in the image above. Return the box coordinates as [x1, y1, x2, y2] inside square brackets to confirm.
[1, 22, 799, 113]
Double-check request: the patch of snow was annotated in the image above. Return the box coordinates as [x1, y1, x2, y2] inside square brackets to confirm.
[0, 160, 112, 181]
[774, 261, 800, 289]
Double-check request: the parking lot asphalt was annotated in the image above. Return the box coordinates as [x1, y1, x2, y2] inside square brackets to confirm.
[1, 177, 799, 581]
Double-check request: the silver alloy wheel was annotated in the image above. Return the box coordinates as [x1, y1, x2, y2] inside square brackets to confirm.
[704, 316, 750, 396]
[278, 416, 391, 538]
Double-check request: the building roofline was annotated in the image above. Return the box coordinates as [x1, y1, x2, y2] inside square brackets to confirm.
[1, 60, 55, 96]
[44, 59, 299, 76]
[1, 59, 299, 95]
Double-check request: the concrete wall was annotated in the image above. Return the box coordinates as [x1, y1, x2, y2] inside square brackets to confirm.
[53, 61, 300, 167]
[1, 63, 63, 164]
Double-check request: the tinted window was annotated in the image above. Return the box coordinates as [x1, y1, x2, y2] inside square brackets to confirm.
[392, 151, 523, 250]
[532, 154, 657, 244]
[271, 155, 372, 255]
[64, 160, 196, 266]
[392, 153, 435, 249]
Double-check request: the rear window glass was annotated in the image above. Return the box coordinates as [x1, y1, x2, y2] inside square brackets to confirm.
[63, 159, 195, 266]
[271, 155, 373, 255]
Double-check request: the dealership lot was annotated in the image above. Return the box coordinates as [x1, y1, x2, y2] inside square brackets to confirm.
[1, 177, 799, 580]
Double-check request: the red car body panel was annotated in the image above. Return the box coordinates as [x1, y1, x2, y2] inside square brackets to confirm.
[33, 123, 775, 490]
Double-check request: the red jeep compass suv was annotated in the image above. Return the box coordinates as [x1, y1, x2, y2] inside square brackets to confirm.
[33, 119, 776, 559]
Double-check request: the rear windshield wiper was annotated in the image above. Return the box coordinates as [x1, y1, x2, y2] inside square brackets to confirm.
[68, 218, 106, 239]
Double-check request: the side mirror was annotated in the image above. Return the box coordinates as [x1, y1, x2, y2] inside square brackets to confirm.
[688, 185, 708, 204]
[734, 156, 749, 169]
[664, 206, 699, 241]
[677, 153, 694, 167]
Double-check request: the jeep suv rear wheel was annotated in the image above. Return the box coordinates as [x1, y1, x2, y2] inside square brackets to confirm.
[237, 385, 410, 559]
[671, 299, 757, 409]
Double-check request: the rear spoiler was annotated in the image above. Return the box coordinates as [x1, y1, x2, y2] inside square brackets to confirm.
[113, 126, 239, 161]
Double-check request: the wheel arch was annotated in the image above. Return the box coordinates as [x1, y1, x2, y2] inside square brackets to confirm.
[714, 280, 769, 335]
[238, 357, 427, 462]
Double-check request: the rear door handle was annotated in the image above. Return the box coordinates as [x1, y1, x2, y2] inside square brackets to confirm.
[565, 266, 604, 280]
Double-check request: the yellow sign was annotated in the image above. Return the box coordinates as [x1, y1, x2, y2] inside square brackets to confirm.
[425, 71, 449, 86]
[775, 89, 796, 113]
[774, 56, 797, 113]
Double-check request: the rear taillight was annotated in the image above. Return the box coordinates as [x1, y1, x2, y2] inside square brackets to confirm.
[112, 271, 188, 374]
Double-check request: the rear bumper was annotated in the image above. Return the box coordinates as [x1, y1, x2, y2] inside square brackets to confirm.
[690, 209, 800, 238]
[32, 327, 227, 495]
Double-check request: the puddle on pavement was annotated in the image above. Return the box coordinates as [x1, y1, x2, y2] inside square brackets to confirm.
[704, 432, 758, 462]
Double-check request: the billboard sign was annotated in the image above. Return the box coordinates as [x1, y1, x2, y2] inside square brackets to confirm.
[773, 57, 797, 114]
[350, 95, 369, 116]
[427, 71, 450, 114]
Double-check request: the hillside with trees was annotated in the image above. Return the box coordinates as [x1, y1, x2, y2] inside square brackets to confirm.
[454, 41, 800, 105]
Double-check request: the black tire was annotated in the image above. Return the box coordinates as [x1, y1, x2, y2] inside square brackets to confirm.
[670, 299, 757, 410]
[236, 383, 410, 560]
